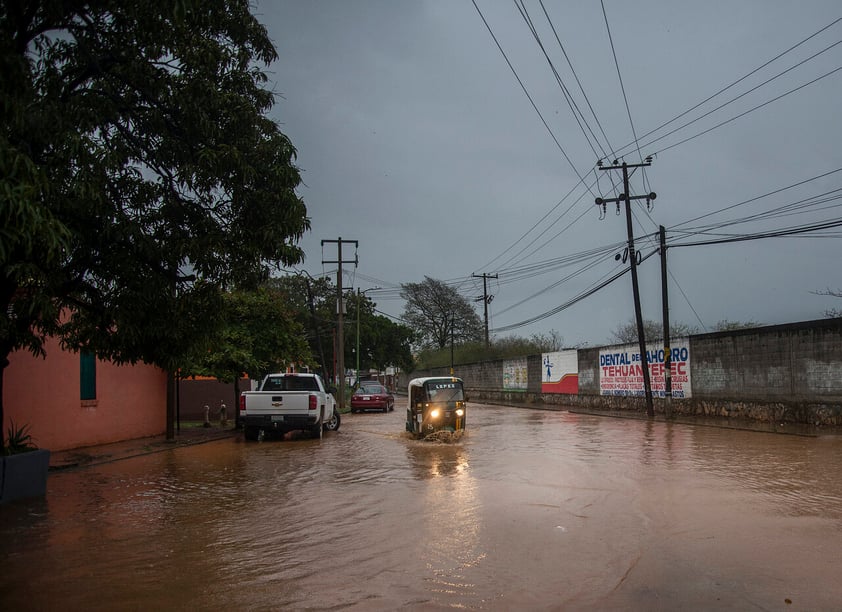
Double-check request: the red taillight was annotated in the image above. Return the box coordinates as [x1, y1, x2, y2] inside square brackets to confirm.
[239, 396, 246, 412]
[309, 394, 317, 410]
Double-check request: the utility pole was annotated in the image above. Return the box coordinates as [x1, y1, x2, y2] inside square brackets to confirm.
[450, 312, 455, 376]
[659, 225, 672, 418]
[355, 287, 379, 388]
[473, 272, 498, 347]
[595, 160, 657, 418]
[321, 237, 358, 412]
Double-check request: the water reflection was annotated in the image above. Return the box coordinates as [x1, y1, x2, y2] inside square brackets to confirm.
[405, 437, 484, 606]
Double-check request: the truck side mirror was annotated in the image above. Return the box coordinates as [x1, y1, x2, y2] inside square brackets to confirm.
[328, 385, 337, 395]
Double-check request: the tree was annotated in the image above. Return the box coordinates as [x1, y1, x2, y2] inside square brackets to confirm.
[1, 2, 310, 430]
[529, 330, 568, 352]
[401, 277, 483, 350]
[711, 319, 761, 332]
[367, 314, 415, 375]
[269, 274, 336, 381]
[609, 319, 699, 344]
[187, 286, 312, 410]
[812, 288, 842, 318]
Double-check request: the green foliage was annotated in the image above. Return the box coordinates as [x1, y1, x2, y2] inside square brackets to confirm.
[186, 285, 312, 382]
[0, 2, 311, 426]
[4, 421, 38, 455]
[401, 277, 483, 350]
[413, 331, 570, 371]
[270, 276, 416, 380]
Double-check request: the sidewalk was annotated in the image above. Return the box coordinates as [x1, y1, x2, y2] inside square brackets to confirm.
[49, 424, 240, 471]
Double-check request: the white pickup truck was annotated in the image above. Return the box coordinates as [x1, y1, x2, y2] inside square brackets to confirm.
[239, 373, 340, 440]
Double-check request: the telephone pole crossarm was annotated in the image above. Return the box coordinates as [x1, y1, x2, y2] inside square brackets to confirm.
[472, 272, 498, 347]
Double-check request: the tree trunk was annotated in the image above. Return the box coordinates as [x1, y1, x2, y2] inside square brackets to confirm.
[0, 356, 7, 444]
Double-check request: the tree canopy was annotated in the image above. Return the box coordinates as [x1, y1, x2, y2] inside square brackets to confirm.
[609, 318, 763, 343]
[1, 1, 310, 426]
[609, 319, 699, 344]
[401, 277, 483, 350]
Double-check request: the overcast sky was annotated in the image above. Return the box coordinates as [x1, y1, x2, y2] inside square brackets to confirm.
[255, 1, 842, 347]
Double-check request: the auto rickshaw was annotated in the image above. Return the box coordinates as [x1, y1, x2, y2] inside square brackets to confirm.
[406, 376, 466, 437]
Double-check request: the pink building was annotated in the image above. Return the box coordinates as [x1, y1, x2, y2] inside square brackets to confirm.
[3, 334, 167, 452]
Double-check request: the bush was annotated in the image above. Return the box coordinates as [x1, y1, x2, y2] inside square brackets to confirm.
[4, 421, 39, 455]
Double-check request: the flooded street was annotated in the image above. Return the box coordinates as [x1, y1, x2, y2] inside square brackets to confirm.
[2, 403, 842, 610]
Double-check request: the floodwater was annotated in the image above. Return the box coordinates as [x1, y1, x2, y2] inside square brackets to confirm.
[2, 404, 842, 611]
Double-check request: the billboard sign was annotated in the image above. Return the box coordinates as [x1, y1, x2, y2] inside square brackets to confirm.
[541, 350, 579, 394]
[599, 340, 691, 398]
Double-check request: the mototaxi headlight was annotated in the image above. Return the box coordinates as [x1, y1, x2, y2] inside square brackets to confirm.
[429, 408, 441, 419]
[455, 408, 464, 417]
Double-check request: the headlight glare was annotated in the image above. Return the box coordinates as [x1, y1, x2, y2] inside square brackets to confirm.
[430, 408, 441, 418]
[455, 408, 464, 417]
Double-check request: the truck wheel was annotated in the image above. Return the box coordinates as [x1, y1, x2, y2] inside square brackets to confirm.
[324, 409, 341, 432]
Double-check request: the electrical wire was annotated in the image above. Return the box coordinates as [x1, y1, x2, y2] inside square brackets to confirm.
[611, 17, 842, 159]
[514, 0, 608, 161]
[470, 0, 592, 194]
[651, 64, 842, 156]
[600, 0, 645, 167]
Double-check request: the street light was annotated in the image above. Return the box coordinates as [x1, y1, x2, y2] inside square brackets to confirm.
[356, 287, 380, 388]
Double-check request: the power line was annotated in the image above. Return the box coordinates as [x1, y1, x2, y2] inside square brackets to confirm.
[514, 0, 608, 161]
[600, 0, 644, 166]
[651, 64, 842, 156]
[612, 17, 842, 159]
[539, 0, 615, 157]
[671, 166, 842, 229]
[470, 0, 591, 194]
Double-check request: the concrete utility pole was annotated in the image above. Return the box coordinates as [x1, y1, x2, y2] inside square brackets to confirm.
[659, 225, 672, 418]
[321, 237, 358, 412]
[473, 273, 498, 347]
[595, 160, 657, 418]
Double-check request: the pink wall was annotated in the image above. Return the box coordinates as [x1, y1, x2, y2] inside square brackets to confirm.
[3, 335, 167, 451]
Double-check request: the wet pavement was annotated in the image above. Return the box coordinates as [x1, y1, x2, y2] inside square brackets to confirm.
[3, 403, 842, 610]
[48, 423, 239, 470]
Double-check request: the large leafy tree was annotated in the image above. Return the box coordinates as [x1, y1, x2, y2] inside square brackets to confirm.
[0, 1, 310, 430]
[188, 286, 312, 411]
[401, 277, 483, 350]
[269, 274, 335, 381]
[347, 292, 415, 376]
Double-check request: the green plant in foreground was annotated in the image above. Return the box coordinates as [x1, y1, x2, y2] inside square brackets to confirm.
[4, 421, 39, 455]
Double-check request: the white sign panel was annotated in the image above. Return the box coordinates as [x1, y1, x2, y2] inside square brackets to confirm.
[503, 358, 528, 391]
[599, 340, 691, 398]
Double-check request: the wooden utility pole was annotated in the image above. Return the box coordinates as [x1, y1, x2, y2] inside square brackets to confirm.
[472, 272, 498, 347]
[595, 160, 657, 417]
[321, 237, 358, 412]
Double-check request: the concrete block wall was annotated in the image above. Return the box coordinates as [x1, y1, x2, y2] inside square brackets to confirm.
[406, 317, 842, 426]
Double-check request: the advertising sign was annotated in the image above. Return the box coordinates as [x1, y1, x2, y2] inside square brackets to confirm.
[599, 340, 691, 398]
[503, 358, 528, 391]
[541, 350, 579, 394]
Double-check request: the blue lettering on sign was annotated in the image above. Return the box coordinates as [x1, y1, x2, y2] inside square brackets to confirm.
[599, 353, 632, 366]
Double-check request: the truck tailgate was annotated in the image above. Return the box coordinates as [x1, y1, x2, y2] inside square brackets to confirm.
[242, 391, 313, 415]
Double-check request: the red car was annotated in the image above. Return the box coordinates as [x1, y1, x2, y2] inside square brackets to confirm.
[350, 383, 395, 413]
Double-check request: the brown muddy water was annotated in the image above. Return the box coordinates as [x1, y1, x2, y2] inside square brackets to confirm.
[2, 403, 842, 610]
